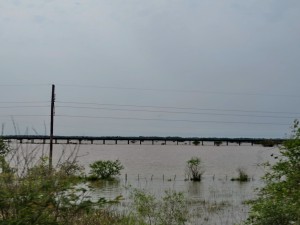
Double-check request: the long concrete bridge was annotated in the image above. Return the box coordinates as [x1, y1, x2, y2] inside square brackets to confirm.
[1, 135, 285, 146]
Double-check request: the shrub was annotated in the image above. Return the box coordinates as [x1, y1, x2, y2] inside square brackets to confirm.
[231, 167, 249, 182]
[130, 189, 189, 225]
[246, 120, 300, 225]
[259, 139, 276, 147]
[186, 157, 204, 181]
[89, 159, 124, 180]
[160, 190, 188, 225]
[192, 140, 200, 146]
[58, 160, 84, 177]
[0, 141, 122, 225]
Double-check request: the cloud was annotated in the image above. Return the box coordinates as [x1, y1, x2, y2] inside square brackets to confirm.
[0, 0, 299, 137]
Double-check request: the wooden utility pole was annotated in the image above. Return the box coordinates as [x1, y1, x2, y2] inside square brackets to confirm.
[49, 84, 55, 170]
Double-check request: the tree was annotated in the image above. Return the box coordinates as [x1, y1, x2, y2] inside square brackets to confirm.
[89, 159, 124, 180]
[246, 120, 300, 225]
[186, 157, 204, 181]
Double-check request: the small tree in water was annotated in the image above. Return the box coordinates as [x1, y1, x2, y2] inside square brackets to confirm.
[89, 159, 124, 180]
[186, 157, 204, 181]
[192, 140, 200, 146]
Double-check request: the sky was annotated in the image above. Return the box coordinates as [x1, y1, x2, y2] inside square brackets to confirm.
[0, 0, 300, 138]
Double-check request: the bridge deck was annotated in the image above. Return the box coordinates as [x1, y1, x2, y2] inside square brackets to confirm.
[1, 135, 285, 146]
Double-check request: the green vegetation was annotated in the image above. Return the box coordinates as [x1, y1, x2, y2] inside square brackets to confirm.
[0, 147, 110, 224]
[0, 139, 9, 156]
[186, 157, 204, 181]
[89, 159, 124, 180]
[192, 140, 200, 146]
[130, 189, 189, 225]
[231, 168, 249, 182]
[258, 139, 281, 147]
[246, 120, 300, 225]
[0, 140, 191, 224]
[3, 118, 299, 225]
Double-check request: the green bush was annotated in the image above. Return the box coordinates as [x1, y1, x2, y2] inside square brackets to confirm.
[231, 168, 249, 182]
[186, 157, 204, 181]
[246, 120, 300, 225]
[192, 140, 200, 146]
[258, 139, 277, 147]
[89, 159, 124, 180]
[130, 189, 189, 225]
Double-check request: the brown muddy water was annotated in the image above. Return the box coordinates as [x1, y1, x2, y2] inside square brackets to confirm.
[13, 142, 279, 225]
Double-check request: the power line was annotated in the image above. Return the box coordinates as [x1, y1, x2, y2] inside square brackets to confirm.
[56, 101, 300, 115]
[0, 115, 49, 117]
[0, 101, 50, 104]
[56, 84, 300, 98]
[0, 106, 50, 109]
[55, 105, 297, 119]
[55, 114, 289, 126]
[0, 83, 51, 87]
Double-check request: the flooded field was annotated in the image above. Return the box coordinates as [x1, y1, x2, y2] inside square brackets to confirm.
[14, 143, 279, 224]
[76, 143, 278, 224]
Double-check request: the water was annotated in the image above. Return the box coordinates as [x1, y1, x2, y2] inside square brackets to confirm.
[73, 143, 277, 224]
[12, 142, 279, 224]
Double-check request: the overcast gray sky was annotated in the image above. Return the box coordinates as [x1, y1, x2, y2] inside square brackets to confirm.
[0, 0, 299, 138]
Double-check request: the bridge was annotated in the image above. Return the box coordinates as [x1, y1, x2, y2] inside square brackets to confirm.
[1, 135, 285, 146]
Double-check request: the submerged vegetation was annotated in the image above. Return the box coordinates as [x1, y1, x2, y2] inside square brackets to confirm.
[257, 139, 281, 147]
[130, 189, 188, 225]
[192, 140, 200, 146]
[89, 159, 124, 180]
[231, 167, 250, 182]
[186, 157, 204, 181]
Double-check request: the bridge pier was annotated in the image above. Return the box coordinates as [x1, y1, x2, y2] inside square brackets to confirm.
[103, 140, 105, 144]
